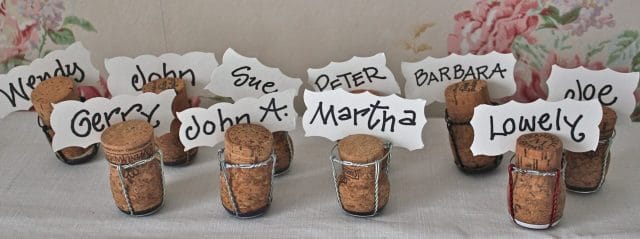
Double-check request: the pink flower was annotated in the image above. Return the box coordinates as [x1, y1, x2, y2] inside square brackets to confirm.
[14, 0, 65, 31]
[0, 15, 38, 62]
[77, 75, 111, 99]
[447, 0, 540, 54]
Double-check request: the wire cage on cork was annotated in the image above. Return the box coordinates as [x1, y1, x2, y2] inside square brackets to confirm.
[328, 142, 392, 217]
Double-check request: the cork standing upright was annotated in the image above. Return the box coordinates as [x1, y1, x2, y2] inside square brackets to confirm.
[444, 80, 501, 173]
[30, 76, 98, 164]
[101, 120, 164, 216]
[220, 123, 275, 218]
[509, 133, 566, 229]
[336, 134, 390, 216]
[565, 106, 617, 193]
[143, 78, 197, 166]
[272, 131, 293, 175]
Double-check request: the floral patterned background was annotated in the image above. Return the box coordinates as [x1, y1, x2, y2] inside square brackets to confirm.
[2, 0, 639, 120]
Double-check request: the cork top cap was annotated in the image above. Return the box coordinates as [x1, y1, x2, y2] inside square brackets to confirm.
[224, 123, 273, 164]
[599, 106, 617, 139]
[142, 78, 186, 94]
[101, 120, 154, 154]
[338, 134, 386, 163]
[515, 133, 563, 170]
[444, 80, 491, 122]
[31, 76, 75, 105]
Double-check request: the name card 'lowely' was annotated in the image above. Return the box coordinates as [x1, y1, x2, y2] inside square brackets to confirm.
[105, 52, 218, 97]
[470, 99, 602, 156]
[402, 52, 517, 104]
[50, 90, 176, 151]
[302, 89, 427, 151]
[206, 48, 302, 101]
[0, 42, 100, 118]
[178, 89, 297, 151]
[547, 65, 639, 124]
[307, 53, 400, 95]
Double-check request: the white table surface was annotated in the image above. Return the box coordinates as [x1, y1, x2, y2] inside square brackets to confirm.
[1, 111, 639, 238]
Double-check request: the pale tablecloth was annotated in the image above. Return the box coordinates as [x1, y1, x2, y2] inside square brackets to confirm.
[1, 111, 639, 238]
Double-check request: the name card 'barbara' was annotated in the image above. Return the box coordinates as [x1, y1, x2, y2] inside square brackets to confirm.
[470, 99, 602, 156]
[50, 90, 176, 151]
[402, 52, 517, 104]
[105, 52, 218, 97]
[547, 65, 639, 124]
[307, 53, 400, 95]
[0, 42, 100, 118]
[302, 89, 427, 151]
[206, 48, 302, 101]
[177, 89, 297, 150]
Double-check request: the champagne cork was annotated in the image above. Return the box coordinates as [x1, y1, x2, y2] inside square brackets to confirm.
[31, 76, 95, 163]
[155, 119, 198, 166]
[220, 123, 274, 217]
[444, 80, 500, 172]
[565, 106, 617, 192]
[337, 134, 390, 216]
[142, 78, 190, 115]
[101, 120, 164, 216]
[510, 133, 565, 228]
[273, 131, 293, 175]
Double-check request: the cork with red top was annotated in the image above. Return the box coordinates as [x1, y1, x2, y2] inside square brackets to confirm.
[101, 120, 164, 216]
[337, 134, 390, 215]
[565, 106, 617, 192]
[30, 76, 95, 162]
[220, 123, 274, 217]
[511, 133, 565, 227]
[444, 80, 500, 172]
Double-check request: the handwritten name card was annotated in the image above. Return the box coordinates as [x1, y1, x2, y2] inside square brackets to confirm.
[302, 89, 427, 150]
[0, 42, 100, 118]
[402, 52, 517, 104]
[177, 89, 297, 150]
[470, 99, 602, 156]
[50, 90, 176, 151]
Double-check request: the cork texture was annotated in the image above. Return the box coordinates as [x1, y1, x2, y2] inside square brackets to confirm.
[220, 123, 274, 216]
[223, 124, 273, 164]
[273, 131, 293, 173]
[337, 134, 390, 214]
[31, 76, 79, 125]
[101, 120, 163, 215]
[565, 106, 616, 191]
[155, 133, 198, 166]
[142, 78, 190, 115]
[444, 80, 499, 171]
[511, 133, 565, 226]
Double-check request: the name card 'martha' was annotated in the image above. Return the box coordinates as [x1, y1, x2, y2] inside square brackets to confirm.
[302, 88, 426, 150]
[470, 99, 602, 156]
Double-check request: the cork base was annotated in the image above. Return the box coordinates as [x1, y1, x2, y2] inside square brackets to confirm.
[223, 203, 270, 219]
[511, 173, 565, 226]
[447, 123, 502, 173]
[513, 218, 560, 230]
[337, 173, 390, 216]
[156, 133, 198, 166]
[342, 205, 386, 217]
[54, 143, 99, 165]
[273, 131, 293, 176]
[565, 148, 611, 194]
[219, 161, 273, 217]
[117, 200, 163, 217]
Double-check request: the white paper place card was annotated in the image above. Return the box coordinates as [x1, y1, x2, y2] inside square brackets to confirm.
[547, 65, 639, 124]
[105, 52, 218, 97]
[402, 52, 517, 104]
[307, 53, 400, 95]
[49, 90, 176, 151]
[302, 88, 427, 151]
[470, 99, 602, 156]
[177, 89, 297, 150]
[206, 48, 302, 101]
[0, 42, 100, 119]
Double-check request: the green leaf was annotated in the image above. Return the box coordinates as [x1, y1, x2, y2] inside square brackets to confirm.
[63, 16, 96, 32]
[632, 52, 640, 72]
[607, 30, 640, 65]
[47, 28, 76, 45]
[559, 7, 581, 25]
